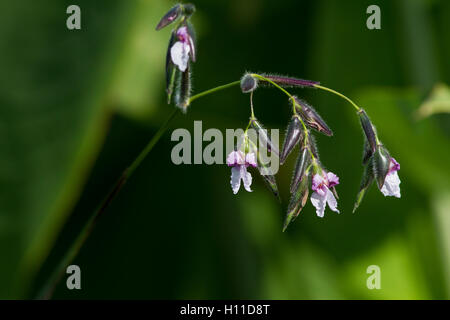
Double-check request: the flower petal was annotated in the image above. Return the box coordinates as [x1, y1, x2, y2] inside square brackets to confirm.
[176, 26, 189, 41]
[327, 172, 340, 187]
[326, 189, 340, 213]
[245, 153, 257, 167]
[226, 150, 245, 166]
[170, 41, 190, 72]
[312, 174, 325, 191]
[231, 166, 242, 194]
[381, 170, 401, 198]
[226, 151, 237, 166]
[242, 166, 253, 192]
[310, 191, 326, 218]
[390, 157, 400, 172]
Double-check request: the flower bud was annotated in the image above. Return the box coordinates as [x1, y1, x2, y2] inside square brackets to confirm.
[290, 147, 311, 194]
[257, 159, 280, 200]
[362, 139, 372, 165]
[156, 4, 182, 30]
[280, 115, 303, 164]
[358, 109, 377, 155]
[240, 73, 258, 93]
[166, 30, 179, 104]
[260, 74, 319, 88]
[294, 97, 333, 136]
[308, 133, 319, 159]
[185, 21, 197, 62]
[283, 176, 309, 232]
[372, 144, 391, 189]
[182, 3, 196, 17]
[353, 164, 374, 213]
[174, 64, 192, 111]
[250, 118, 279, 156]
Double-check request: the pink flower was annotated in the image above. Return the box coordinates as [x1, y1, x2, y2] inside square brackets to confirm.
[310, 171, 340, 217]
[170, 26, 195, 72]
[381, 158, 401, 198]
[227, 151, 257, 194]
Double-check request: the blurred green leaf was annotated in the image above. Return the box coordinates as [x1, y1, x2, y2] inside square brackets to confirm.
[416, 83, 450, 119]
[0, 0, 147, 298]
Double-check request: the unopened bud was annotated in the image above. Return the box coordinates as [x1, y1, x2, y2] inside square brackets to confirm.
[290, 147, 311, 194]
[283, 176, 309, 232]
[372, 144, 391, 189]
[359, 109, 377, 155]
[353, 164, 375, 213]
[294, 97, 333, 136]
[174, 64, 192, 112]
[156, 4, 182, 30]
[240, 74, 258, 93]
[280, 115, 303, 164]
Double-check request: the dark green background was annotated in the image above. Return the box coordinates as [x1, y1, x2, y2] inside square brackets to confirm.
[1, 0, 449, 299]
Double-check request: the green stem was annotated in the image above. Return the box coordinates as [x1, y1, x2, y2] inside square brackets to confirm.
[249, 91, 255, 118]
[314, 84, 361, 112]
[188, 80, 241, 105]
[38, 80, 240, 299]
[127, 109, 179, 176]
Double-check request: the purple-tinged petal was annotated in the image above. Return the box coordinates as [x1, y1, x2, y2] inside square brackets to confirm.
[227, 151, 245, 166]
[170, 41, 190, 72]
[236, 151, 246, 165]
[226, 151, 237, 166]
[381, 170, 401, 198]
[326, 189, 340, 213]
[241, 166, 253, 192]
[245, 153, 257, 167]
[311, 192, 326, 218]
[176, 26, 189, 42]
[231, 166, 242, 194]
[312, 174, 325, 191]
[390, 158, 400, 172]
[327, 172, 340, 187]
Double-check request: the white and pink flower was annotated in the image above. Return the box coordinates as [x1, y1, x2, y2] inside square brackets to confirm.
[170, 26, 195, 72]
[380, 158, 401, 198]
[310, 171, 340, 217]
[227, 151, 257, 194]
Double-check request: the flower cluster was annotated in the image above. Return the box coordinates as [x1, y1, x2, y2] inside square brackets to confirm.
[156, 4, 401, 232]
[228, 74, 401, 231]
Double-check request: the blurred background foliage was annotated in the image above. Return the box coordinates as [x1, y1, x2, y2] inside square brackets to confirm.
[0, 0, 449, 299]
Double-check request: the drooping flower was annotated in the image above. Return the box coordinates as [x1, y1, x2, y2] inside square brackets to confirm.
[227, 150, 257, 194]
[310, 171, 340, 217]
[380, 158, 401, 198]
[353, 150, 401, 212]
[170, 26, 195, 72]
